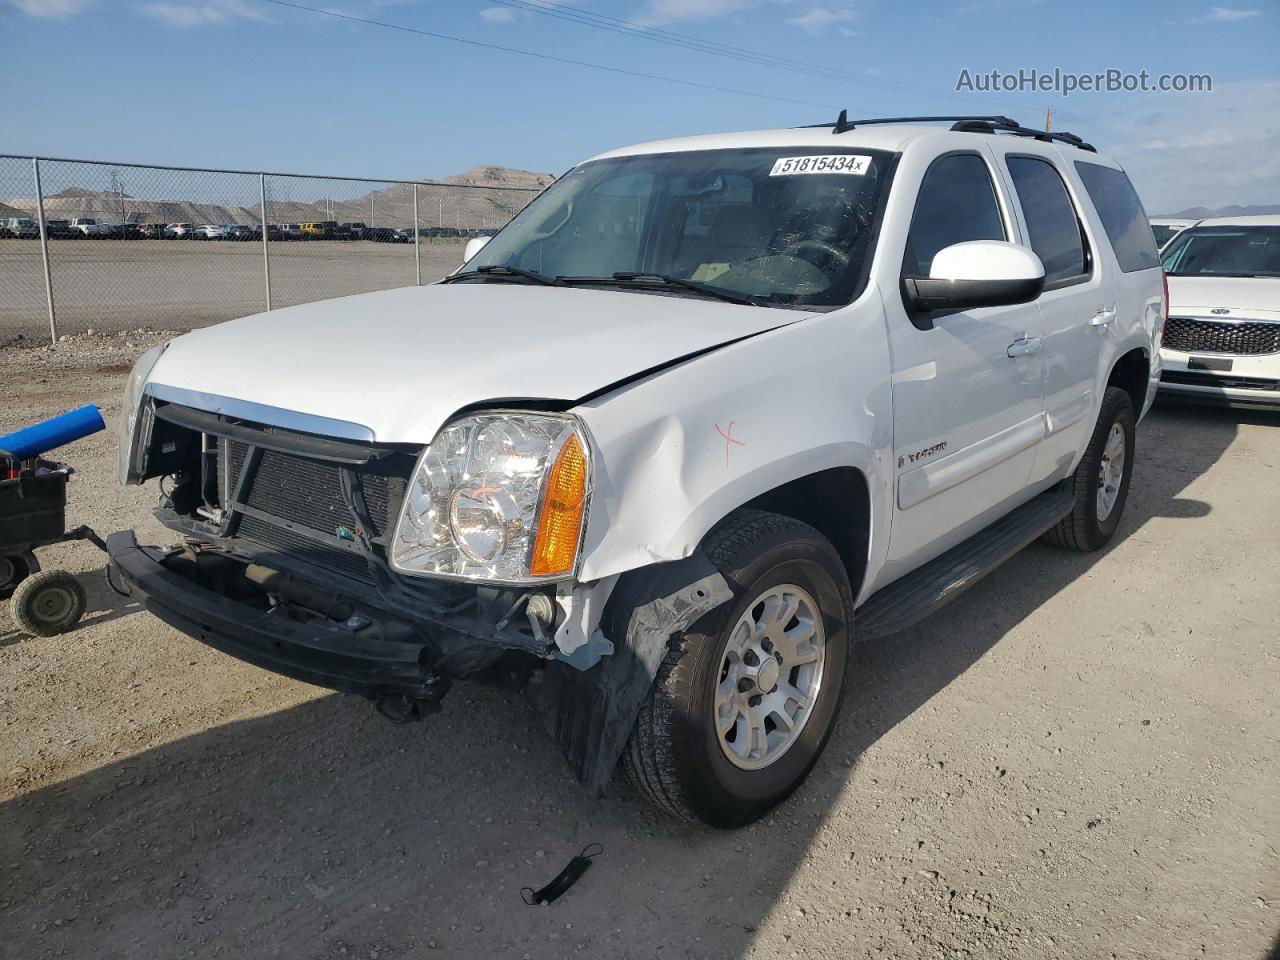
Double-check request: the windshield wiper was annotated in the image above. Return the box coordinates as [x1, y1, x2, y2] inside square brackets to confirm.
[442, 264, 561, 286]
[558, 272, 761, 306]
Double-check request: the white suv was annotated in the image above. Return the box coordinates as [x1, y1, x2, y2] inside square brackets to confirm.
[1157, 215, 1280, 408]
[111, 115, 1163, 826]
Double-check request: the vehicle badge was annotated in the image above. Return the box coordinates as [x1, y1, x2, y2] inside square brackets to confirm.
[1210, 308, 1230, 315]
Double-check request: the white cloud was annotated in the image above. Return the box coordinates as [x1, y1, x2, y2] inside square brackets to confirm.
[7, 0, 93, 18]
[785, 6, 854, 34]
[1200, 5, 1262, 21]
[142, 0, 267, 27]
[479, 5, 516, 21]
[633, 0, 761, 27]
[1100, 81, 1280, 214]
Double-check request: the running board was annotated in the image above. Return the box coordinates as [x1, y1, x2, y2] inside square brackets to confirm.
[857, 486, 1074, 640]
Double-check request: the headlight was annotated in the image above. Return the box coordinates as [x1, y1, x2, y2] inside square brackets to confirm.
[117, 342, 167, 486]
[391, 412, 591, 583]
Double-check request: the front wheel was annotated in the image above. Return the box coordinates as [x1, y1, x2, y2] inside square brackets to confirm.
[9, 570, 87, 637]
[1042, 386, 1136, 552]
[621, 510, 853, 827]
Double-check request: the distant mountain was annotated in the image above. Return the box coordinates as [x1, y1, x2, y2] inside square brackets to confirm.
[1, 166, 552, 229]
[1162, 204, 1280, 218]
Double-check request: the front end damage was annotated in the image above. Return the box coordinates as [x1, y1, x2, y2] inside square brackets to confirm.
[109, 394, 734, 789]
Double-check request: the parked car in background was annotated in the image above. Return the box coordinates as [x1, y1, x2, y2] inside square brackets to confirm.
[164, 223, 195, 239]
[139, 223, 168, 239]
[251, 223, 282, 241]
[68, 218, 109, 238]
[224, 224, 254, 241]
[340, 222, 368, 240]
[299, 222, 328, 239]
[44, 219, 75, 239]
[365, 226, 399, 242]
[1150, 217, 1197, 250]
[278, 223, 304, 241]
[2, 217, 39, 239]
[1157, 215, 1280, 408]
[391, 227, 415, 243]
[194, 224, 223, 240]
[112, 116, 1162, 827]
[109, 223, 144, 240]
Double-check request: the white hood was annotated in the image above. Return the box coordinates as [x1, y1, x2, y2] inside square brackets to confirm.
[147, 284, 805, 443]
[1167, 276, 1280, 318]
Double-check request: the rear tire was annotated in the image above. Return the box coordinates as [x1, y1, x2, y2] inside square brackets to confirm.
[621, 510, 853, 827]
[1042, 386, 1135, 552]
[0, 551, 40, 600]
[10, 570, 87, 637]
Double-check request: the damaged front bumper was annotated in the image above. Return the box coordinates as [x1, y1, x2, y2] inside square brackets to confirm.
[107, 530, 457, 707]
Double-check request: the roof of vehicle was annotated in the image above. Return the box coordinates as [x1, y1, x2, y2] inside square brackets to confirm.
[1150, 217, 1198, 226]
[589, 117, 1108, 164]
[1191, 214, 1280, 227]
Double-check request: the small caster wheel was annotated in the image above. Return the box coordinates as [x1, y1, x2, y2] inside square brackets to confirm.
[10, 570, 87, 637]
[0, 551, 40, 600]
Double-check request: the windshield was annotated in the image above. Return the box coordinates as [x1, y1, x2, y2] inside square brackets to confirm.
[1162, 225, 1280, 278]
[462, 147, 895, 308]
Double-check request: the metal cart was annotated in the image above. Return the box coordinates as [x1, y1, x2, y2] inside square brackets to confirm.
[0, 461, 105, 636]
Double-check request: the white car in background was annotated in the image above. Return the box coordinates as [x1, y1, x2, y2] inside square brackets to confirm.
[1149, 218, 1197, 250]
[1152, 217, 1198, 249]
[68, 217, 109, 238]
[193, 224, 224, 240]
[1158, 215, 1280, 408]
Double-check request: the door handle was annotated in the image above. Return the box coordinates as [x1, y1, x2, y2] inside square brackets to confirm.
[1007, 337, 1042, 358]
[1090, 305, 1117, 326]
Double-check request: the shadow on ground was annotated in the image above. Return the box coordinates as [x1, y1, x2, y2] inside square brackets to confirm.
[0, 402, 1257, 958]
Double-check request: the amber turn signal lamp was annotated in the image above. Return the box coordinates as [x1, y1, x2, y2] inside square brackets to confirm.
[531, 432, 588, 577]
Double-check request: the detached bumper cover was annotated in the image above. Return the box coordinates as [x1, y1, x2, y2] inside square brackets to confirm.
[106, 530, 437, 700]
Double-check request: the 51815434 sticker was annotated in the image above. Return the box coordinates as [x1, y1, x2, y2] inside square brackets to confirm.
[769, 155, 871, 176]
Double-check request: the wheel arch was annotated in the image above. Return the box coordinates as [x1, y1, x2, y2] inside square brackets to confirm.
[1108, 346, 1150, 417]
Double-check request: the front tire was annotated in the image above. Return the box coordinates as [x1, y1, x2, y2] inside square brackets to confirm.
[621, 510, 853, 827]
[1042, 386, 1136, 552]
[10, 570, 87, 637]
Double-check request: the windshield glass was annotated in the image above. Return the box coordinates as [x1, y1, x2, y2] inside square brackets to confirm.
[463, 147, 895, 307]
[1162, 225, 1280, 278]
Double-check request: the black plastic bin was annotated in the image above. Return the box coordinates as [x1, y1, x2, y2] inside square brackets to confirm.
[0, 467, 69, 554]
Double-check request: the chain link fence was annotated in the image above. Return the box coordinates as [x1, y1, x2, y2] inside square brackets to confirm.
[0, 155, 543, 347]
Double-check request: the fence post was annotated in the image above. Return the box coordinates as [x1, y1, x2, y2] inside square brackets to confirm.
[259, 173, 272, 311]
[413, 183, 421, 286]
[32, 157, 57, 344]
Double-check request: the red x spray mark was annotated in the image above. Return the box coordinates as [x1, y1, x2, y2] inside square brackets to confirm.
[715, 421, 745, 467]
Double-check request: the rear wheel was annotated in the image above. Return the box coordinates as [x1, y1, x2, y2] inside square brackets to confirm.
[0, 552, 40, 600]
[9, 570, 87, 637]
[1042, 386, 1136, 552]
[621, 510, 853, 827]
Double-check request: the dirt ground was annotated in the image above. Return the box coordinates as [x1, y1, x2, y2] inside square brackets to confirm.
[0, 238, 468, 343]
[1, 340, 1278, 960]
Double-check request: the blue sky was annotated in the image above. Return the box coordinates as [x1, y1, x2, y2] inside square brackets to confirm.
[2, 0, 1276, 211]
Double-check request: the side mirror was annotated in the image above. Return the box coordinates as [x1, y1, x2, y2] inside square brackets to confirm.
[463, 235, 492, 264]
[904, 240, 1045, 314]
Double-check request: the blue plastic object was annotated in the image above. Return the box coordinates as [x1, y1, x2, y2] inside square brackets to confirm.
[0, 405, 106, 460]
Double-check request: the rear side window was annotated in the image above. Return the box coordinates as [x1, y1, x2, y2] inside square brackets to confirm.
[1006, 156, 1089, 286]
[904, 153, 1005, 276]
[1075, 162, 1159, 273]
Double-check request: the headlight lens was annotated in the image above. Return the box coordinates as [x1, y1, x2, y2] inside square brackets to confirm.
[391, 413, 591, 583]
[117, 342, 168, 486]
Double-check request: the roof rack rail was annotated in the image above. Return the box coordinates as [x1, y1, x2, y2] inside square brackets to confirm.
[807, 110, 1097, 153]
[950, 117, 1097, 152]
[807, 111, 1020, 134]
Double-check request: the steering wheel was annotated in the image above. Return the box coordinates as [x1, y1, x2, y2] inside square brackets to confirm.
[778, 238, 851, 271]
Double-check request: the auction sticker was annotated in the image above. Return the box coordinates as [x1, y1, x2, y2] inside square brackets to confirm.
[769, 155, 871, 176]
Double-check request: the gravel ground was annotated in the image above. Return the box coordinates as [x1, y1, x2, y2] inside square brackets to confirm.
[1, 339, 1278, 960]
[0, 239, 468, 343]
